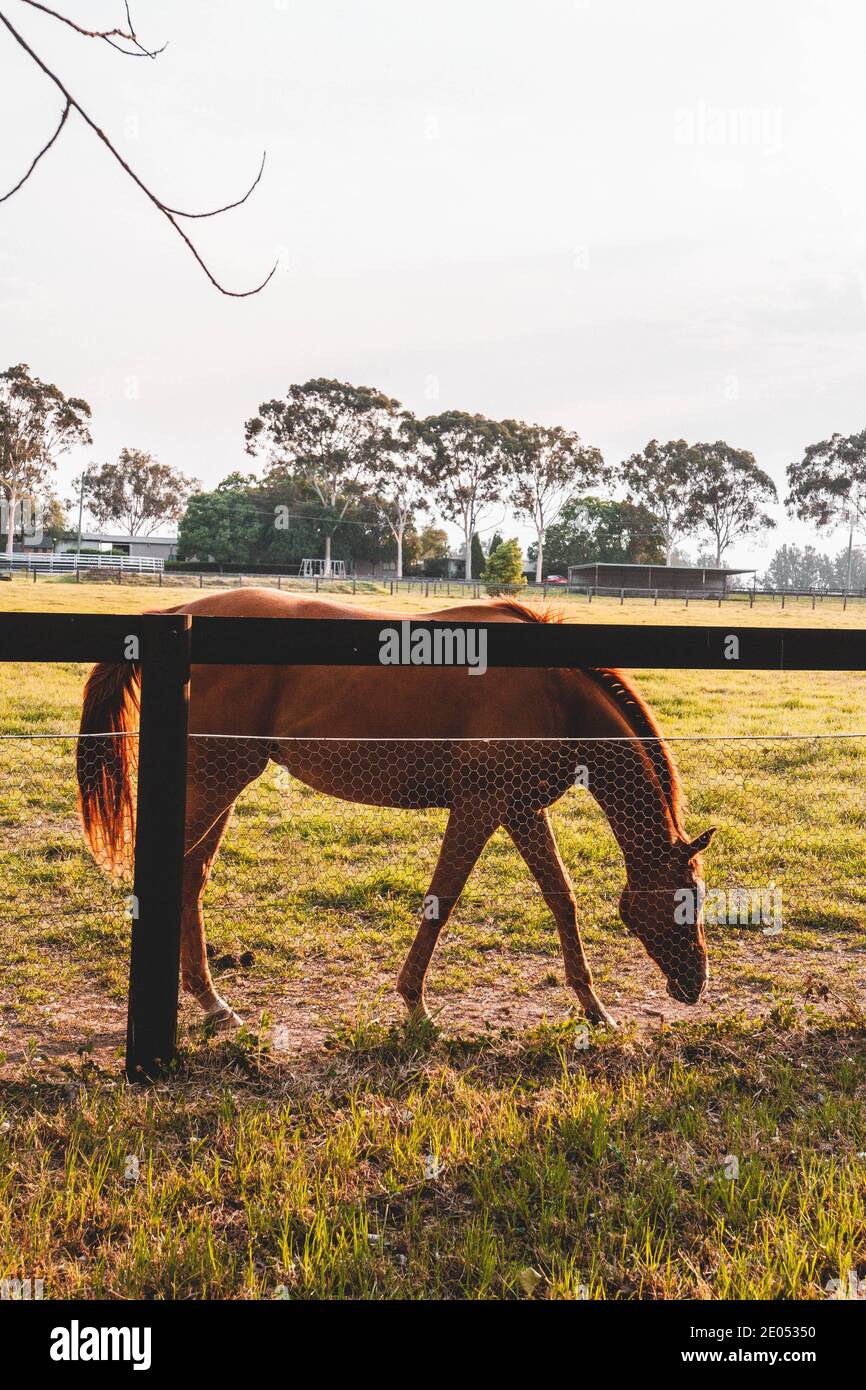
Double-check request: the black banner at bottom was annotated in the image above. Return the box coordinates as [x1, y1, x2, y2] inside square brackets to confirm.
[3, 1296, 858, 1376]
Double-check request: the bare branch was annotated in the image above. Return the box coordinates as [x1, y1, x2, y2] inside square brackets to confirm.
[162, 151, 267, 219]
[102, 33, 167, 59]
[20, 0, 132, 40]
[0, 8, 277, 296]
[0, 97, 69, 202]
[19, 0, 166, 58]
[118, 0, 164, 58]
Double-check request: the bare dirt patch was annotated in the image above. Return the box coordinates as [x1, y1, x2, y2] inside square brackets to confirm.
[2, 936, 860, 1077]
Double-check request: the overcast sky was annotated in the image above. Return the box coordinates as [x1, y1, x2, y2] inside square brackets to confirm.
[2, 0, 865, 566]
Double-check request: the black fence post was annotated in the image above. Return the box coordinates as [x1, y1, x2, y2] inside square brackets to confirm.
[126, 614, 191, 1082]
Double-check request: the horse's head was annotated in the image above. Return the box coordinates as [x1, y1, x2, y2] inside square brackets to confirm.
[619, 827, 716, 1004]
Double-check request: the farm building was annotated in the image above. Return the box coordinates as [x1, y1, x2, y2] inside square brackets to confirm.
[566, 562, 755, 596]
[56, 532, 179, 562]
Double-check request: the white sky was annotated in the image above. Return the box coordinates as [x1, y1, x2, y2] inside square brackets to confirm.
[2, 0, 866, 566]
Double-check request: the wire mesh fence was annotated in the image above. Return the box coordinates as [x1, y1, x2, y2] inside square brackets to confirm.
[2, 726, 865, 1047]
[0, 734, 138, 1043]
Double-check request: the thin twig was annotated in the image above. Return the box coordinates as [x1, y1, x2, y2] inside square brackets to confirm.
[102, 33, 167, 59]
[162, 152, 267, 219]
[19, 0, 166, 58]
[0, 8, 277, 295]
[0, 97, 69, 202]
[20, 0, 131, 39]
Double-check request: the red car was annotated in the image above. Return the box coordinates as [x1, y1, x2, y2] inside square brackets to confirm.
[544, 575, 568, 585]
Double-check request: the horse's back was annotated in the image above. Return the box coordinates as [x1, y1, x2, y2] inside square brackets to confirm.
[154, 588, 551, 625]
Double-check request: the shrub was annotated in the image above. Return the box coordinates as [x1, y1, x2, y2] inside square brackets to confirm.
[484, 538, 527, 595]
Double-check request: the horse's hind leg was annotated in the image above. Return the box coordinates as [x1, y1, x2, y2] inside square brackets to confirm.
[397, 807, 498, 1022]
[181, 737, 270, 1027]
[181, 806, 238, 1025]
[505, 808, 616, 1028]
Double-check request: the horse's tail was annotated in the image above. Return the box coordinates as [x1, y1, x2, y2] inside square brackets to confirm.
[77, 661, 141, 877]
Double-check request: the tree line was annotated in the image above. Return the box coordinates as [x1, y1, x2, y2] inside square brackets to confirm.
[759, 543, 866, 593]
[5, 363, 866, 584]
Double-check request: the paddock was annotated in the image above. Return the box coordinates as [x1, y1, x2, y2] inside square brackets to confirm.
[1, 585, 865, 1299]
[2, 595, 865, 1072]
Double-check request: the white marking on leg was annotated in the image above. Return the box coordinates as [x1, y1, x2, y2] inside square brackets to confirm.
[196, 991, 242, 1027]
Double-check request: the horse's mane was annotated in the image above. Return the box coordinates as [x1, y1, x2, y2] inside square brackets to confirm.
[491, 601, 684, 835]
[582, 667, 685, 835]
[493, 598, 563, 623]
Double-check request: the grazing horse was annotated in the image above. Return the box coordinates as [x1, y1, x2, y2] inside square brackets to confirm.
[77, 590, 715, 1030]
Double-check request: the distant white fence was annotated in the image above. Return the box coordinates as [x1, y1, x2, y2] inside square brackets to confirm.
[0, 552, 164, 574]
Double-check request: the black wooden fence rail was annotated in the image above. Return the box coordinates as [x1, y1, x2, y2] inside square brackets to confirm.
[2, 611, 866, 1081]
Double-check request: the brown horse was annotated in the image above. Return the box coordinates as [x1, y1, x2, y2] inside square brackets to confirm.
[77, 590, 714, 1030]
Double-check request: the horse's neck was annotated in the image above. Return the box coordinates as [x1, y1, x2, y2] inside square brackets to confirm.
[584, 735, 678, 884]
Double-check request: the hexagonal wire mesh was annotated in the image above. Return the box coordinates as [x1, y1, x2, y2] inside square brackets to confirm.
[180, 732, 866, 1017]
[2, 727, 865, 1029]
[0, 733, 139, 1036]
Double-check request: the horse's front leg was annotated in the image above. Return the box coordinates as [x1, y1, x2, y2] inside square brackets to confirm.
[397, 807, 498, 1022]
[505, 807, 617, 1029]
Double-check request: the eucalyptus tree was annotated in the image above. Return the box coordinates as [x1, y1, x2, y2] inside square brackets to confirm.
[618, 438, 698, 565]
[503, 420, 604, 582]
[246, 379, 401, 576]
[786, 429, 866, 591]
[0, 362, 91, 559]
[83, 449, 195, 536]
[369, 414, 426, 580]
[690, 441, 777, 565]
[418, 411, 508, 580]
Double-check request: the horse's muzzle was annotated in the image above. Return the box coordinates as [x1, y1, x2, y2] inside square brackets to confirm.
[666, 978, 707, 1005]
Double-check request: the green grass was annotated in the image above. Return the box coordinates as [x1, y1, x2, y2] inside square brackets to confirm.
[2, 1015, 865, 1299]
[1, 579, 865, 1299]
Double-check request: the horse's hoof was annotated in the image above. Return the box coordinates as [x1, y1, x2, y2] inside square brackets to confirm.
[397, 991, 438, 1033]
[206, 1005, 243, 1031]
[583, 1001, 618, 1030]
[197, 992, 243, 1031]
[403, 1009, 439, 1044]
[404, 1000, 432, 1025]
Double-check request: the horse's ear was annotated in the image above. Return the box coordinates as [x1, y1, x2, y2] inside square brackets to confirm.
[685, 827, 716, 857]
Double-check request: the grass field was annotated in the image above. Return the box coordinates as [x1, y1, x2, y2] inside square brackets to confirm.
[1, 576, 865, 1299]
